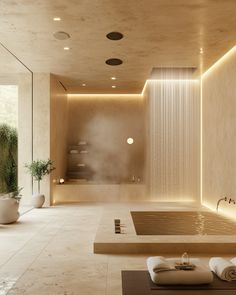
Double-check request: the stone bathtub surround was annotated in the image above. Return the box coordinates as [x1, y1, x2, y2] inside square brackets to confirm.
[94, 202, 236, 254]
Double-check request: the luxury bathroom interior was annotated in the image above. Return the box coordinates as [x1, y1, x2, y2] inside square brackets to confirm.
[1, 1, 236, 294]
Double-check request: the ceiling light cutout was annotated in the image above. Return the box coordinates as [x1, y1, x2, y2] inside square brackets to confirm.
[106, 32, 124, 40]
[106, 58, 123, 66]
[53, 17, 61, 21]
[53, 31, 70, 40]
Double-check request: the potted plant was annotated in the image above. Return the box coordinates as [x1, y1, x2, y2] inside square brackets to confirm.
[0, 187, 22, 224]
[0, 123, 21, 224]
[25, 159, 55, 208]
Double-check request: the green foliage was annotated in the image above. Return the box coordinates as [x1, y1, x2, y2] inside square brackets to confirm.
[25, 159, 55, 193]
[0, 123, 18, 193]
[10, 187, 23, 202]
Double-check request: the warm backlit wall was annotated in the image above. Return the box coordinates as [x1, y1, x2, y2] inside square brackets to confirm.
[145, 80, 200, 202]
[202, 48, 236, 214]
[67, 95, 144, 183]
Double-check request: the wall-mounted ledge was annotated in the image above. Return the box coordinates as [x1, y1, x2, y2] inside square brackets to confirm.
[53, 183, 146, 203]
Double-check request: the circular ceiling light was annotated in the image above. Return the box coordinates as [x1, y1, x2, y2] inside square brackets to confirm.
[53, 31, 70, 40]
[106, 32, 124, 40]
[112, 85, 116, 88]
[105, 58, 123, 66]
[127, 138, 134, 145]
[82, 83, 86, 87]
[63, 46, 70, 50]
[111, 77, 116, 80]
[53, 17, 61, 21]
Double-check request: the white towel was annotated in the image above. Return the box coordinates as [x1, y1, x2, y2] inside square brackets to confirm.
[147, 257, 213, 285]
[230, 257, 236, 266]
[209, 257, 236, 281]
[147, 256, 174, 273]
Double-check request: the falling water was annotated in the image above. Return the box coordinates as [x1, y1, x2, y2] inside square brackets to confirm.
[146, 68, 200, 201]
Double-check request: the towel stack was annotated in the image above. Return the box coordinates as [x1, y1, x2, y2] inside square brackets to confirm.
[209, 257, 236, 281]
[147, 256, 213, 285]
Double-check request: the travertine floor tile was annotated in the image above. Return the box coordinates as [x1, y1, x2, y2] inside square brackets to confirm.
[0, 203, 234, 295]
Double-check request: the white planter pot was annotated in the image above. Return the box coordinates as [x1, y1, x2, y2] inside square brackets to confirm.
[0, 196, 20, 224]
[32, 194, 45, 208]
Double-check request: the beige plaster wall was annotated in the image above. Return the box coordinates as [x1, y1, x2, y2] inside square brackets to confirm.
[67, 95, 144, 183]
[202, 49, 236, 214]
[50, 74, 68, 203]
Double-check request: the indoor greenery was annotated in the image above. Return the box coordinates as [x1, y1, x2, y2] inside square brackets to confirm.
[25, 159, 55, 193]
[0, 123, 18, 194]
[11, 187, 23, 201]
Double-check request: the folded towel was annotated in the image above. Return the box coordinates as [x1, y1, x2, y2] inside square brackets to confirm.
[231, 258, 236, 266]
[148, 258, 213, 285]
[70, 150, 78, 154]
[209, 257, 236, 281]
[147, 256, 174, 273]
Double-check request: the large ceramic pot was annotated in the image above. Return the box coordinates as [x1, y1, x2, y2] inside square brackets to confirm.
[32, 194, 45, 208]
[0, 195, 20, 224]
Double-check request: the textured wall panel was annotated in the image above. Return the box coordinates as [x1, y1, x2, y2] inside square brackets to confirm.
[146, 80, 200, 201]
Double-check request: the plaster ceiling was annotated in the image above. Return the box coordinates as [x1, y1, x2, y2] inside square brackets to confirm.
[0, 0, 236, 93]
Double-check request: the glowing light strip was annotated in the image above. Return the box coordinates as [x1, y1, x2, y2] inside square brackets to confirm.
[200, 76, 203, 204]
[68, 94, 142, 98]
[68, 45, 236, 97]
[141, 80, 148, 96]
[203, 45, 236, 77]
[68, 79, 199, 97]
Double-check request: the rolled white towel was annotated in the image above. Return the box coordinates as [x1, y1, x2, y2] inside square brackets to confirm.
[230, 257, 236, 266]
[147, 256, 174, 273]
[209, 257, 236, 281]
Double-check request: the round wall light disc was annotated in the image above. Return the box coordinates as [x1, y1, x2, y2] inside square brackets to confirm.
[106, 32, 124, 40]
[105, 58, 123, 66]
[127, 138, 134, 144]
[53, 31, 71, 40]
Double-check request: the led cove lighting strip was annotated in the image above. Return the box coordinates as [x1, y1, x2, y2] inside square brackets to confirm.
[202, 45, 236, 77]
[68, 94, 142, 97]
[68, 45, 236, 96]
[69, 79, 199, 97]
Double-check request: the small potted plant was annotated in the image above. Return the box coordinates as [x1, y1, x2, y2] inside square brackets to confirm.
[0, 187, 22, 224]
[25, 159, 55, 208]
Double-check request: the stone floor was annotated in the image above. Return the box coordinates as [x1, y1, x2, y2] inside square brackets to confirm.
[0, 203, 234, 295]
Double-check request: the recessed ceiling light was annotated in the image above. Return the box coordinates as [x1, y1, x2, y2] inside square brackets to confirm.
[127, 138, 134, 144]
[64, 47, 70, 50]
[106, 58, 123, 66]
[53, 17, 61, 21]
[53, 31, 70, 40]
[106, 32, 124, 40]
[111, 77, 116, 80]
[200, 48, 204, 54]
[112, 85, 116, 88]
[82, 83, 86, 87]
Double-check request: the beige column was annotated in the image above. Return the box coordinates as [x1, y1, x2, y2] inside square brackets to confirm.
[18, 73, 33, 205]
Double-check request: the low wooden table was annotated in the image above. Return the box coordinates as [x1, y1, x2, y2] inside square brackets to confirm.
[122, 271, 236, 295]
